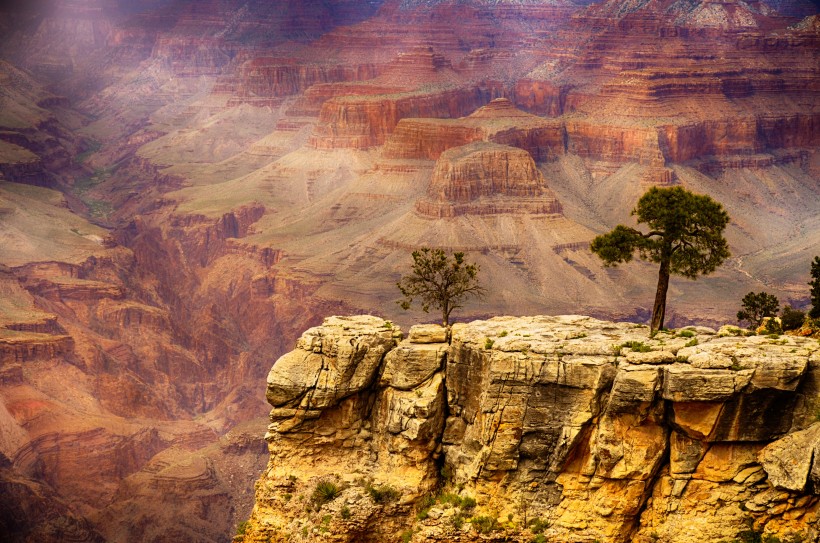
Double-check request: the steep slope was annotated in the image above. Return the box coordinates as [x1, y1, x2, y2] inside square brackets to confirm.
[239, 315, 820, 543]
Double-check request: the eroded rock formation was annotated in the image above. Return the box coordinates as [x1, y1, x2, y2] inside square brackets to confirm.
[240, 315, 820, 543]
[416, 142, 562, 218]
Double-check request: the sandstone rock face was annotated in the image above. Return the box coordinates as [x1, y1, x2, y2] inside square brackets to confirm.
[241, 316, 820, 543]
[416, 142, 563, 217]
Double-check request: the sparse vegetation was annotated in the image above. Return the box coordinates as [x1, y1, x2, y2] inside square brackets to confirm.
[365, 482, 400, 504]
[484, 338, 495, 349]
[737, 291, 780, 329]
[236, 520, 249, 535]
[590, 186, 730, 335]
[529, 517, 551, 534]
[312, 480, 340, 507]
[340, 505, 351, 519]
[397, 247, 484, 326]
[621, 340, 651, 352]
[685, 338, 698, 347]
[470, 515, 500, 534]
[677, 329, 696, 338]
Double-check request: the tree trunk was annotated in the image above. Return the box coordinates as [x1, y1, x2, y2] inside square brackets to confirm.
[650, 258, 670, 335]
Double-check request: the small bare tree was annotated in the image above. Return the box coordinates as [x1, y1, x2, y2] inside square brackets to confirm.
[397, 247, 483, 326]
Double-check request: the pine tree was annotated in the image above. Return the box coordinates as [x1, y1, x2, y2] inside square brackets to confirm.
[590, 186, 730, 335]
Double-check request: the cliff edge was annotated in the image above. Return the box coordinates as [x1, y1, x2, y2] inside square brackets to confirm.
[238, 315, 820, 543]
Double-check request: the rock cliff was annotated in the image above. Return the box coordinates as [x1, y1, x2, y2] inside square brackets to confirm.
[416, 142, 562, 218]
[239, 315, 820, 543]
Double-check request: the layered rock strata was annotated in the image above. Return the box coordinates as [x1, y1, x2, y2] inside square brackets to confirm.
[240, 315, 820, 543]
[415, 142, 562, 218]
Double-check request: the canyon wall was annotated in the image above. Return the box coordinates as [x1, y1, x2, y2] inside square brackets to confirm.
[239, 315, 820, 543]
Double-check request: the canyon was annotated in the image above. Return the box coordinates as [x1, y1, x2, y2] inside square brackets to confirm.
[0, 0, 817, 541]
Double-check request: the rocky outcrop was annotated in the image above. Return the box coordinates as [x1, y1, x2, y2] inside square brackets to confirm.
[308, 87, 495, 149]
[383, 98, 565, 161]
[415, 142, 562, 218]
[241, 315, 820, 543]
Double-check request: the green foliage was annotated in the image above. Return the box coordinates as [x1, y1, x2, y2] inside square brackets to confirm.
[528, 517, 551, 534]
[451, 512, 465, 530]
[763, 318, 783, 335]
[737, 291, 780, 329]
[236, 520, 249, 535]
[590, 186, 730, 334]
[470, 515, 500, 534]
[312, 480, 340, 507]
[400, 529, 414, 543]
[438, 492, 464, 507]
[484, 338, 495, 349]
[460, 496, 477, 510]
[781, 306, 805, 331]
[677, 329, 696, 338]
[810, 256, 820, 319]
[366, 483, 400, 504]
[621, 340, 651, 352]
[685, 338, 699, 347]
[340, 505, 351, 520]
[397, 247, 484, 326]
[530, 536, 547, 543]
[499, 330, 509, 337]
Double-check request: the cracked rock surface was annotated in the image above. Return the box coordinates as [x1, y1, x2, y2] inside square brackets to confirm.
[240, 315, 820, 543]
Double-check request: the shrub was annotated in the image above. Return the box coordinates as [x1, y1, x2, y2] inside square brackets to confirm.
[531, 535, 547, 543]
[470, 516, 500, 534]
[366, 483, 400, 504]
[400, 530, 414, 543]
[340, 505, 351, 520]
[781, 306, 805, 331]
[529, 517, 550, 534]
[451, 512, 465, 530]
[312, 480, 340, 507]
[763, 317, 783, 335]
[460, 496, 477, 510]
[236, 520, 249, 535]
[438, 492, 463, 507]
[737, 291, 779, 329]
[621, 341, 651, 352]
[677, 329, 695, 338]
[484, 338, 495, 349]
[685, 338, 698, 347]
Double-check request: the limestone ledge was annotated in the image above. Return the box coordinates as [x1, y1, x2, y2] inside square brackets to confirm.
[241, 315, 820, 543]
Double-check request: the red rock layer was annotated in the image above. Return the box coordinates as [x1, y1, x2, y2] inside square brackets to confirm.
[308, 86, 498, 149]
[416, 142, 562, 218]
[383, 98, 566, 161]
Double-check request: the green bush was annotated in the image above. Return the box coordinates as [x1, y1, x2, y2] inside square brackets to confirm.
[312, 480, 340, 506]
[340, 505, 351, 520]
[781, 306, 805, 331]
[530, 535, 547, 543]
[484, 338, 495, 349]
[529, 517, 550, 534]
[470, 516, 499, 534]
[677, 330, 696, 338]
[366, 483, 400, 504]
[621, 341, 651, 352]
[236, 520, 249, 535]
[460, 496, 477, 510]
